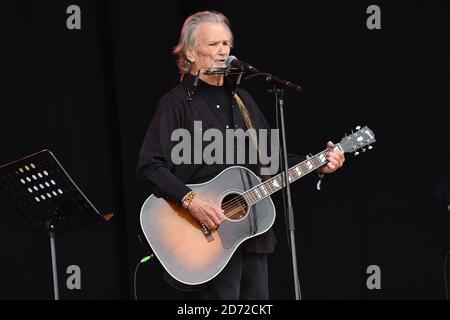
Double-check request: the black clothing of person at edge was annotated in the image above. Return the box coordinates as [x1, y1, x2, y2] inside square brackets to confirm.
[435, 178, 450, 213]
[136, 73, 314, 298]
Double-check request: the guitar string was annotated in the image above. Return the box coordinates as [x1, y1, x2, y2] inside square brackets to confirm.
[234, 147, 335, 206]
[225, 199, 247, 218]
[220, 153, 329, 213]
[219, 138, 367, 216]
[222, 167, 309, 218]
[220, 158, 327, 215]
[220, 167, 311, 218]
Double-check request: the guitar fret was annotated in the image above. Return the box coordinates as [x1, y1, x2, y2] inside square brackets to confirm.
[267, 180, 274, 192]
[251, 192, 257, 204]
[242, 193, 250, 205]
[254, 188, 261, 199]
[261, 183, 268, 195]
[298, 163, 305, 173]
[277, 176, 283, 187]
[243, 192, 251, 205]
[251, 190, 257, 203]
[243, 148, 332, 207]
[313, 155, 322, 167]
[250, 191, 257, 205]
[260, 185, 268, 196]
[318, 152, 327, 164]
[288, 170, 295, 180]
[272, 179, 280, 188]
[290, 168, 298, 179]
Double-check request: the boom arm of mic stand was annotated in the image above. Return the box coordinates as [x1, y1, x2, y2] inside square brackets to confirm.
[246, 72, 302, 92]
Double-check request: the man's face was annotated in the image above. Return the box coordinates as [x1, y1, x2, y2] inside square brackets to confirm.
[187, 22, 231, 74]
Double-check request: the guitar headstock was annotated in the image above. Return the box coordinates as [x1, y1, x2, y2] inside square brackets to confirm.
[338, 126, 376, 156]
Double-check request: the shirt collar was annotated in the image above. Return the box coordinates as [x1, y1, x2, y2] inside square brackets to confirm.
[181, 73, 236, 97]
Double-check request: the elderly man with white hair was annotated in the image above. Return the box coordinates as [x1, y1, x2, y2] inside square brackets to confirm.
[137, 11, 345, 299]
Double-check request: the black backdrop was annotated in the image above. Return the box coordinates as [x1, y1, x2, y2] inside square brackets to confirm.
[1, 0, 449, 299]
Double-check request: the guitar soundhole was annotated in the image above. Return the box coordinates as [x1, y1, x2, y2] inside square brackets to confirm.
[220, 193, 248, 221]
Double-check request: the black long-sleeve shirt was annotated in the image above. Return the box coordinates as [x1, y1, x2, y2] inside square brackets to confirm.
[136, 74, 304, 204]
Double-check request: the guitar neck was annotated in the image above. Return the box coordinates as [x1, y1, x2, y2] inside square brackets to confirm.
[242, 144, 342, 206]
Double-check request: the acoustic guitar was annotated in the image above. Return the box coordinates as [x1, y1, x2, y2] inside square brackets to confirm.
[140, 126, 375, 286]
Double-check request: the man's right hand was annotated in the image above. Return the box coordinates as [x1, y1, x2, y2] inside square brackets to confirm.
[187, 195, 225, 230]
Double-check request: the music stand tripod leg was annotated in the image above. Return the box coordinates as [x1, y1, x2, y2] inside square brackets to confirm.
[48, 224, 59, 300]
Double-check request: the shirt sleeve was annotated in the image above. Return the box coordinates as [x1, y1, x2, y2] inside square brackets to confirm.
[136, 95, 191, 204]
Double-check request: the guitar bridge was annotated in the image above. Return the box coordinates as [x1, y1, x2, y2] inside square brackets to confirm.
[200, 223, 214, 242]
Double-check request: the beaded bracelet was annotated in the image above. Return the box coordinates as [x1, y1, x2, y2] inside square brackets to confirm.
[181, 191, 196, 209]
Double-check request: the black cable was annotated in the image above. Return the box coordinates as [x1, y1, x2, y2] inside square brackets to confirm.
[444, 250, 450, 300]
[133, 255, 153, 300]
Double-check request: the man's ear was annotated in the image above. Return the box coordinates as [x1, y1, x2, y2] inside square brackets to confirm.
[186, 47, 196, 63]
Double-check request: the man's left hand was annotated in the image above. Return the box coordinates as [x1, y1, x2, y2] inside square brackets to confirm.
[317, 141, 345, 174]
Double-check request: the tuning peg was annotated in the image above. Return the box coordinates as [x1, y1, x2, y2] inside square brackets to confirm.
[356, 126, 361, 130]
[368, 145, 373, 150]
[362, 148, 366, 153]
[354, 151, 360, 156]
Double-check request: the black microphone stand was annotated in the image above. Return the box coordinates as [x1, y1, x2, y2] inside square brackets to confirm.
[270, 84, 302, 300]
[236, 65, 303, 300]
[248, 71, 301, 300]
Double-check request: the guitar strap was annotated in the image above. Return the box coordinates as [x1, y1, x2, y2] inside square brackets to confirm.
[233, 92, 259, 153]
[233, 92, 273, 182]
[233, 92, 261, 234]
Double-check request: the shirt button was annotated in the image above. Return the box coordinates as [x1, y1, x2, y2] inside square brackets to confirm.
[216, 105, 220, 109]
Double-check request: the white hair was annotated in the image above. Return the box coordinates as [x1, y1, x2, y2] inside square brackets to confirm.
[173, 11, 234, 74]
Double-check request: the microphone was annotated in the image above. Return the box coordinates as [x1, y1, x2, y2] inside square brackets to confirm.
[226, 55, 260, 74]
[226, 55, 302, 92]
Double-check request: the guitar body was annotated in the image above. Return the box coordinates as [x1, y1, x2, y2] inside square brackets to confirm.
[140, 166, 276, 286]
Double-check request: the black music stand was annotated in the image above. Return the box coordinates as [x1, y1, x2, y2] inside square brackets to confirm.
[0, 149, 112, 300]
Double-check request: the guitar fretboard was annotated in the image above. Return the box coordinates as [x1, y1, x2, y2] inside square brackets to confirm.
[242, 145, 341, 206]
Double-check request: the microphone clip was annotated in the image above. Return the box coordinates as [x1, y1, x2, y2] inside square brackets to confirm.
[186, 68, 244, 101]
